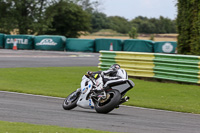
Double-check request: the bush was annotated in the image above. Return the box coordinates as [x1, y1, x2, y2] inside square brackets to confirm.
[128, 27, 138, 39]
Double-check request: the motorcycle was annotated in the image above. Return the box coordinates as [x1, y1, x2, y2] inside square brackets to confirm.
[62, 69, 135, 114]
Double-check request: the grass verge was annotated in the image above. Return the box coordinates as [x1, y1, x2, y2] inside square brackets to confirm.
[0, 121, 114, 133]
[0, 67, 199, 114]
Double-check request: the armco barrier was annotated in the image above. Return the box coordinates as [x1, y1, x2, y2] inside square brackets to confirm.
[99, 51, 200, 84]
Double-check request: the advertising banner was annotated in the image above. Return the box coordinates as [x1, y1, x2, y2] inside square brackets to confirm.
[5, 35, 34, 49]
[154, 41, 177, 53]
[34, 35, 66, 51]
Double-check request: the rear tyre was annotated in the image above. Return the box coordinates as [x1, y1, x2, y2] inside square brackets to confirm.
[62, 91, 80, 110]
[95, 90, 121, 114]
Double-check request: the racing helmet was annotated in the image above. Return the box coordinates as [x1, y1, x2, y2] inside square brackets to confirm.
[110, 64, 120, 70]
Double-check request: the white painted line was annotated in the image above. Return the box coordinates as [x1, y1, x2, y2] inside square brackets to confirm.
[0, 91, 64, 100]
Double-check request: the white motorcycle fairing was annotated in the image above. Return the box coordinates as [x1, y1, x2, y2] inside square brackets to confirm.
[76, 75, 95, 109]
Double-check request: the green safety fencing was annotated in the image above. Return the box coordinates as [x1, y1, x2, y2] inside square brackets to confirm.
[95, 38, 123, 52]
[154, 41, 177, 53]
[99, 50, 200, 84]
[34, 35, 66, 51]
[123, 39, 154, 52]
[0, 33, 5, 48]
[1, 35, 179, 54]
[4, 35, 34, 50]
[66, 38, 94, 52]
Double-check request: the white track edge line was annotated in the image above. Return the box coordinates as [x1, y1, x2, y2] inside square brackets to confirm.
[0, 91, 64, 100]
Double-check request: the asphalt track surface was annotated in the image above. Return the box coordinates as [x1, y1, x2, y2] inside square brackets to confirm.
[0, 49, 99, 68]
[1, 91, 200, 133]
[1, 49, 200, 133]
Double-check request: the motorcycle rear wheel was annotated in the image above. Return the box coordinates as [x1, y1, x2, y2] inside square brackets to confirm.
[95, 90, 121, 114]
[62, 91, 80, 110]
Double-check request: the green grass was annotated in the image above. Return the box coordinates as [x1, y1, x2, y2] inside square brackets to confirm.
[0, 121, 115, 133]
[91, 29, 128, 37]
[126, 80, 200, 113]
[0, 67, 98, 97]
[0, 67, 200, 114]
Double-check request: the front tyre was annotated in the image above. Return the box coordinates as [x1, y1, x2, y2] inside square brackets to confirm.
[62, 91, 80, 110]
[95, 90, 121, 114]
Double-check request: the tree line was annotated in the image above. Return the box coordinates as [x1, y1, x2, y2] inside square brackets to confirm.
[0, 0, 177, 38]
[91, 13, 177, 34]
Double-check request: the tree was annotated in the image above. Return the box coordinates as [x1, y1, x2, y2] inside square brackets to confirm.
[73, 0, 93, 13]
[128, 27, 138, 39]
[91, 12, 109, 32]
[130, 16, 177, 34]
[177, 0, 200, 55]
[0, 1, 15, 33]
[107, 16, 131, 34]
[72, 0, 102, 13]
[0, 0, 55, 34]
[45, 1, 91, 37]
[137, 21, 156, 34]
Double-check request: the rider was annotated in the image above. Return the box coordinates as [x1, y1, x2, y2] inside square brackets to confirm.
[75, 64, 125, 94]
[87, 64, 125, 91]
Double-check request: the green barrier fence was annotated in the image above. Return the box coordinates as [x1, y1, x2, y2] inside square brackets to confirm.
[66, 38, 94, 52]
[34, 35, 66, 51]
[123, 39, 154, 52]
[99, 50, 200, 84]
[95, 38, 123, 52]
[4, 35, 34, 50]
[1, 35, 179, 54]
[154, 41, 177, 53]
[0, 33, 4, 48]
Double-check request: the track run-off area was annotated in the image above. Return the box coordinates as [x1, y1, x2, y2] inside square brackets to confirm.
[0, 49, 200, 133]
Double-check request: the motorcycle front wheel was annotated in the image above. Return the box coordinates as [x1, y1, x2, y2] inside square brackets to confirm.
[62, 91, 80, 110]
[95, 90, 121, 114]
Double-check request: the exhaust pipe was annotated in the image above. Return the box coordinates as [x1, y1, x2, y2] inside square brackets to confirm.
[119, 96, 130, 104]
[124, 96, 130, 101]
